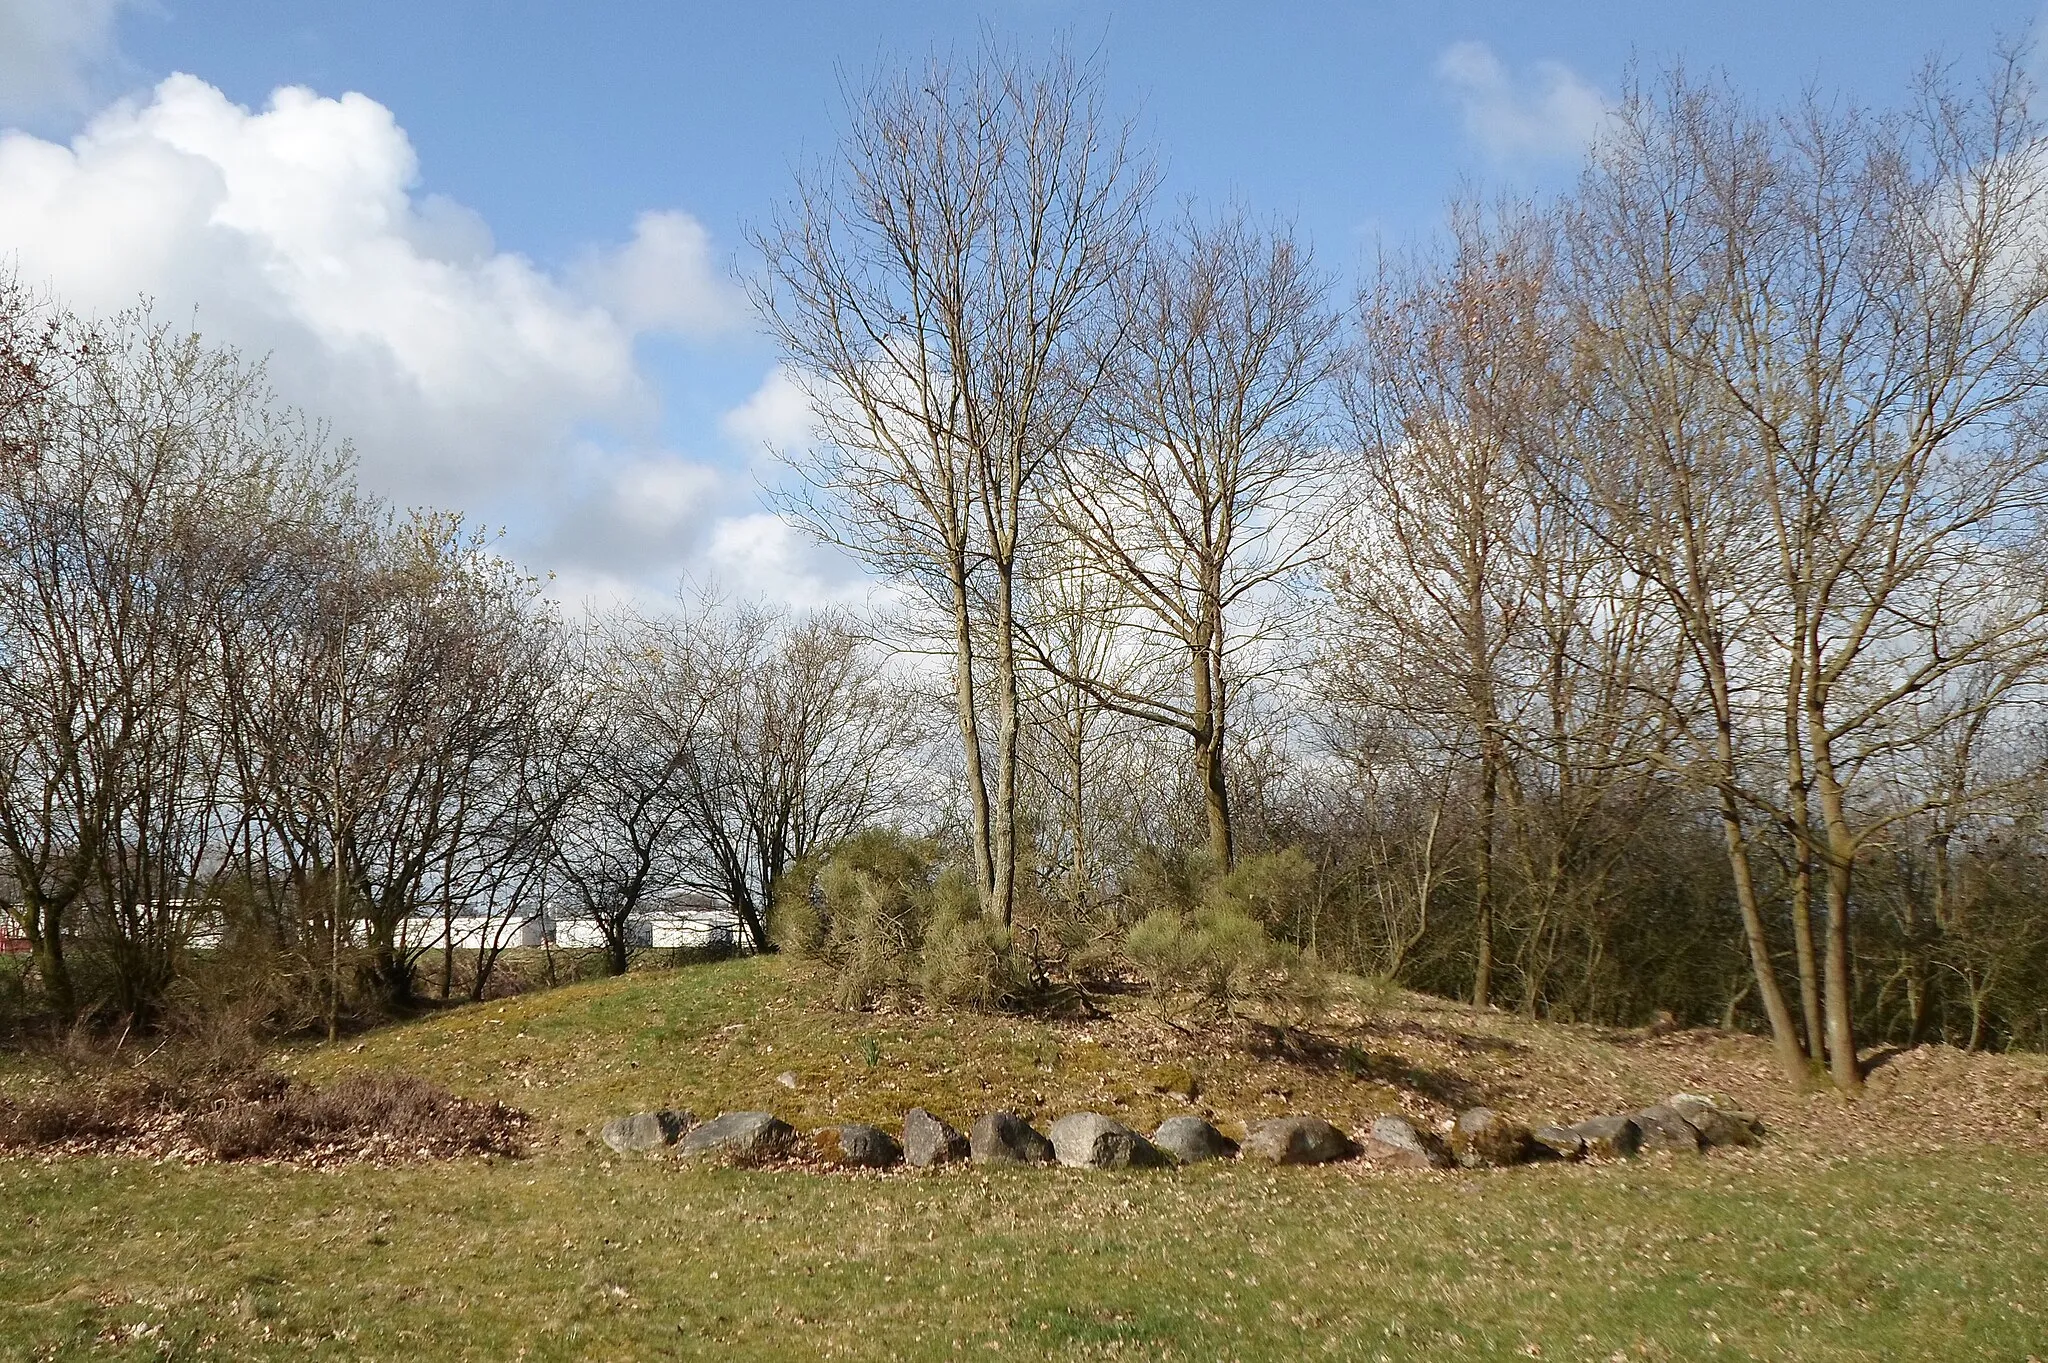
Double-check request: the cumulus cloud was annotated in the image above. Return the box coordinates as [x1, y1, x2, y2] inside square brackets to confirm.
[0, 74, 651, 513]
[0, 70, 876, 610]
[701, 513, 883, 612]
[720, 364, 815, 462]
[573, 209, 745, 337]
[1435, 41, 1609, 162]
[536, 445, 724, 580]
[0, 0, 133, 120]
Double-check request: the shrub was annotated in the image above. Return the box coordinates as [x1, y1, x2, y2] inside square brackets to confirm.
[1127, 905, 1287, 1017]
[920, 873, 1032, 1010]
[773, 830, 1029, 1012]
[190, 1072, 528, 1162]
[0, 957, 26, 1040]
[1123, 845, 1333, 1024]
[1203, 847, 1319, 931]
[0, 1066, 527, 1163]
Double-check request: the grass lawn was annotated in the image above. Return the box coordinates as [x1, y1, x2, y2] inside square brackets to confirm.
[3, 956, 2046, 1361]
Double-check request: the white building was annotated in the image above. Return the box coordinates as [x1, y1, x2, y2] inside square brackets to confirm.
[517, 892, 744, 953]
[399, 903, 538, 953]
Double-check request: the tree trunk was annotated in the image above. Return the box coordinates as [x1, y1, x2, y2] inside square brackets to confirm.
[946, 566, 997, 916]
[1472, 744, 1497, 1009]
[1715, 784, 1813, 1086]
[370, 941, 414, 1012]
[27, 913, 74, 1020]
[1810, 755, 1864, 1093]
[989, 558, 1021, 927]
[1783, 707, 1827, 1063]
[439, 909, 455, 1001]
[732, 884, 773, 954]
[1066, 688, 1089, 907]
[1190, 641, 1234, 872]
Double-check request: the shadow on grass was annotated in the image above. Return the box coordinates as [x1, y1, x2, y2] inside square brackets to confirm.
[1239, 1021, 1490, 1110]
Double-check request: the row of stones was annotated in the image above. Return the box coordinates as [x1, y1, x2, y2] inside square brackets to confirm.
[601, 1093, 1762, 1170]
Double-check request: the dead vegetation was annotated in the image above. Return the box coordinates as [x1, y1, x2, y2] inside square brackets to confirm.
[0, 1068, 529, 1166]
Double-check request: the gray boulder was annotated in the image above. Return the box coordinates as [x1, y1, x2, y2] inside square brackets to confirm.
[970, 1111, 1054, 1166]
[1048, 1113, 1167, 1169]
[1241, 1116, 1354, 1165]
[1668, 1095, 1763, 1148]
[1566, 1114, 1642, 1159]
[677, 1110, 796, 1164]
[599, 1109, 694, 1154]
[814, 1123, 902, 1168]
[1450, 1107, 1535, 1167]
[1632, 1103, 1705, 1155]
[1151, 1116, 1238, 1165]
[1532, 1124, 1588, 1160]
[1363, 1115, 1452, 1169]
[1356, 1137, 1437, 1170]
[903, 1108, 969, 1167]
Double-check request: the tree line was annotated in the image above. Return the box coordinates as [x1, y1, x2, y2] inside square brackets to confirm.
[0, 285, 914, 1032]
[4, 44, 2045, 1094]
[755, 43, 2048, 1092]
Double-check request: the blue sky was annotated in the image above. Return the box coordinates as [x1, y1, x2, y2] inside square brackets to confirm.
[0, 0, 2040, 605]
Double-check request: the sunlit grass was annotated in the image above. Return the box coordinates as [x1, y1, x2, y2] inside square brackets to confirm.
[3, 1146, 2043, 1360]
[3, 956, 2046, 1360]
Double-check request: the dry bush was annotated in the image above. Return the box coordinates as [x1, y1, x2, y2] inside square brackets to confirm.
[190, 1073, 527, 1162]
[0, 1066, 526, 1164]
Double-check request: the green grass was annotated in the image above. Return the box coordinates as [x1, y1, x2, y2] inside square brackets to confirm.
[4, 956, 2047, 1360]
[3, 1147, 2043, 1360]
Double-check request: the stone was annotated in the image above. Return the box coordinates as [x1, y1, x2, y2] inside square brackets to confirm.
[1048, 1113, 1168, 1169]
[599, 1109, 694, 1154]
[1148, 1064, 1200, 1100]
[1151, 1116, 1238, 1165]
[1355, 1136, 1440, 1170]
[1632, 1104, 1705, 1155]
[1566, 1114, 1642, 1159]
[1450, 1107, 1535, 1167]
[1532, 1124, 1588, 1160]
[776, 1071, 799, 1090]
[813, 1123, 902, 1168]
[677, 1111, 796, 1164]
[970, 1111, 1054, 1166]
[1240, 1116, 1355, 1165]
[1367, 1115, 1452, 1168]
[1668, 1095, 1763, 1148]
[903, 1108, 969, 1167]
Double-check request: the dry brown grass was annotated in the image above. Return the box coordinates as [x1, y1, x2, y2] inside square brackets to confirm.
[0, 1067, 528, 1165]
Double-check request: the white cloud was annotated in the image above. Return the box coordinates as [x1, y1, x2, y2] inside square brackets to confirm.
[702, 513, 884, 613]
[0, 74, 649, 513]
[534, 444, 725, 581]
[540, 508, 879, 618]
[0, 0, 133, 120]
[1435, 41, 1609, 162]
[0, 71, 877, 613]
[720, 364, 815, 461]
[573, 209, 744, 337]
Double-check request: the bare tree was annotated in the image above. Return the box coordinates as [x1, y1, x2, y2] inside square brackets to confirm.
[225, 510, 558, 1012]
[1013, 531, 1149, 911]
[650, 598, 917, 951]
[546, 615, 704, 976]
[0, 300, 335, 1021]
[1040, 211, 1338, 872]
[1340, 206, 1559, 1009]
[1570, 56, 2048, 1089]
[753, 42, 1150, 924]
